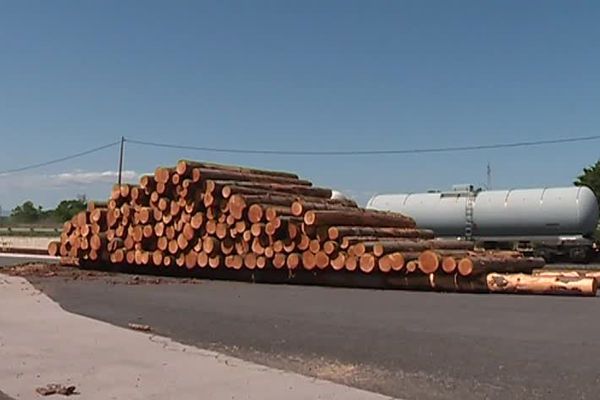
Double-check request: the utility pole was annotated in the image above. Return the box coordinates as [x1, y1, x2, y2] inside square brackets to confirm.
[486, 162, 492, 190]
[118, 136, 125, 185]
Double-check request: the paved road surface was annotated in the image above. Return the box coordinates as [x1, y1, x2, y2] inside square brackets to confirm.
[2, 256, 600, 400]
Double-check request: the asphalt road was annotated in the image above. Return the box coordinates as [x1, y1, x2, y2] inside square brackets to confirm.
[2, 256, 600, 400]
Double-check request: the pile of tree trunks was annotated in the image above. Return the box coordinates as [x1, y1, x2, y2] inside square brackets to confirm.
[47, 160, 595, 297]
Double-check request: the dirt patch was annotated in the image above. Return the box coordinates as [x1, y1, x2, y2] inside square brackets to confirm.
[2, 263, 202, 286]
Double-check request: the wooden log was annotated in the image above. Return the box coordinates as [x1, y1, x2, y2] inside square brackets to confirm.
[90, 209, 107, 228]
[344, 255, 358, 272]
[203, 237, 219, 255]
[331, 252, 346, 271]
[532, 270, 600, 284]
[273, 253, 287, 269]
[193, 167, 311, 186]
[111, 249, 125, 264]
[417, 250, 441, 274]
[359, 253, 377, 274]
[290, 201, 357, 217]
[235, 238, 250, 255]
[486, 273, 597, 296]
[265, 206, 294, 222]
[220, 181, 332, 199]
[154, 167, 176, 184]
[168, 240, 179, 255]
[287, 253, 301, 270]
[302, 251, 316, 270]
[441, 256, 458, 273]
[190, 212, 204, 229]
[304, 209, 416, 228]
[176, 160, 299, 179]
[139, 175, 156, 191]
[405, 260, 419, 273]
[315, 251, 329, 270]
[217, 238, 232, 255]
[458, 256, 545, 277]
[47, 241, 60, 257]
[157, 237, 168, 251]
[244, 253, 257, 270]
[419, 249, 481, 274]
[378, 252, 401, 273]
[327, 226, 435, 241]
[87, 201, 108, 212]
[152, 250, 163, 266]
[185, 252, 198, 269]
[197, 252, 209, 268]
[175, 253, 186, 267]
[90, 234, 107, 251]
[296, 235, 311, 251]
[322, 241, 339, 255]
[264, 246, 274, 258]
[126, 250, 135, 264]
[256, 256, 267, 269]
[215, 223, 228, 239]
[372, 239, 473, 257]
[308, 239, 321, 254]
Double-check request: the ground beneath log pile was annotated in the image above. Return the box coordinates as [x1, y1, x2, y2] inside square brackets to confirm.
[2, 260, 597, 400]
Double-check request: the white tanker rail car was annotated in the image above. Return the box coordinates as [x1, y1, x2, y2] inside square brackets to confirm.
[366, 185, 599, 263]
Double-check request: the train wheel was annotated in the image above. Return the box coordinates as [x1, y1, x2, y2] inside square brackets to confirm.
[533, 248, 554, 263]
[569, 247, 592, 264]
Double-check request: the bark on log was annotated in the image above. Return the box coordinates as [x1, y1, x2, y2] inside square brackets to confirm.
[327, 226, 434, 241]
[290, 200, 357, 216]
[304, 209, 416, 228]
[87, 201, 108, 213]
[532, 270, 600, 284]
[220, 181, 332, 199]
[176, 160, 299, 179]
[194, 168, 312, 186]
[458, 256, 545, 277]
[371, 240, 473, 257]
[486, 273, 597, 296]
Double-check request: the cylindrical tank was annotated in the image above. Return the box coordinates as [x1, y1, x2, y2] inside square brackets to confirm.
[366, 186, 599, 237]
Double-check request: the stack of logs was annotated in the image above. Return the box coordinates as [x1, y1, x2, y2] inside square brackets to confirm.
[48, 160, 597, 296]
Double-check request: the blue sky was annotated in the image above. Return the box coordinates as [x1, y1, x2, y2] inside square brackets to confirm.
[0, 0, 599, 210]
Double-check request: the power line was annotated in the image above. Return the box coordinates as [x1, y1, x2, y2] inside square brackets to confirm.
[0, 141, 121, 175]
[126, 134, 600, 156]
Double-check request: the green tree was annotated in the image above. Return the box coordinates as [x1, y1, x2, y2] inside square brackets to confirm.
[575, 160, 600, 206]
[53, 199, 87, 222]
[11, 201, 42, 223]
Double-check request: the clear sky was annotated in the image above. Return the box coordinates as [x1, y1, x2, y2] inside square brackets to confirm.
[1, 0, 599, 211]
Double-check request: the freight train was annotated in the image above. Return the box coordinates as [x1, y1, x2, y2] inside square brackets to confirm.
[366, 185, 599, 263]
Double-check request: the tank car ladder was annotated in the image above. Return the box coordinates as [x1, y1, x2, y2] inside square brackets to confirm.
[464, 192, 475, 241]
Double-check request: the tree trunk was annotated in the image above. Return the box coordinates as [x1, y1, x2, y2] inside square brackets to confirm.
[458, 256, 545, 276]
[176, 159, 299, 179]
[327, 226, 434, 241]
[486, 273, 597, 296]
[304, 209, 416, 228]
